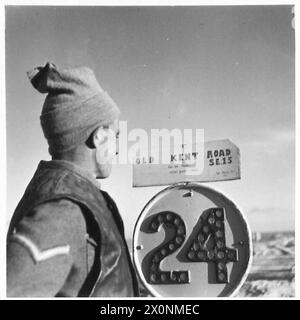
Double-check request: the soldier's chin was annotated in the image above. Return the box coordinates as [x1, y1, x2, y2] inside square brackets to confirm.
[96, 164, 112, 179]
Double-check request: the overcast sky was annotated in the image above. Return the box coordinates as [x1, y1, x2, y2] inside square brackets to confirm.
[6, 5, 295, 237]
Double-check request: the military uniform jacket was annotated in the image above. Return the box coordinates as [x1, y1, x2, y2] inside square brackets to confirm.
[7, 160, 139, 297]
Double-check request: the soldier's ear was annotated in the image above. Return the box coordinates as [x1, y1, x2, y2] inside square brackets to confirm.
[93, 127, 107, 149]
[85, 127, 105, 149]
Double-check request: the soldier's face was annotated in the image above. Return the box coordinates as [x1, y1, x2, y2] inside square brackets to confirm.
[94, 120, 119, 179]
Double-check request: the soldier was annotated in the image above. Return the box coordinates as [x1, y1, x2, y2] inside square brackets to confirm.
[7, 62, 139, 297]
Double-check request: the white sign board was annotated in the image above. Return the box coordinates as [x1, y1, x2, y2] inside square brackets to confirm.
[133, 139, 240, 187]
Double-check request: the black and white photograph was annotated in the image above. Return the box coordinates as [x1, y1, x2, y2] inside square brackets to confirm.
[3, 3, 296, 299]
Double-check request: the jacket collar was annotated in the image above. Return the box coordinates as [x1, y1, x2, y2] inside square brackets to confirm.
[38, 160, 102, 189]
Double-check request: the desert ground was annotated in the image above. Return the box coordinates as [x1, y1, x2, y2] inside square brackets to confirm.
[237, 231, 294, 297]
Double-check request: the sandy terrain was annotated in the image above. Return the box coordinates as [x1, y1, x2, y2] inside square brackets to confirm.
[237, 231, 295, 297]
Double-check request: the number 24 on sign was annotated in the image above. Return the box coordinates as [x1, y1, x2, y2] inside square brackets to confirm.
[142, 208, 238, 285]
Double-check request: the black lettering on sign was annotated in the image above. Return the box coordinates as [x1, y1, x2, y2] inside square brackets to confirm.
[207, 151, 213, 159]
[141, 208, 238, 285]
[142, 212, 189, 285]
[183, 208, 238, 283]
[192, 152, 198, 159]
[170, 154, 177, 162]
[206, 148, 233, 167]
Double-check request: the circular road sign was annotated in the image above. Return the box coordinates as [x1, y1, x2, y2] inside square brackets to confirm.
[133, 182, 252, 297]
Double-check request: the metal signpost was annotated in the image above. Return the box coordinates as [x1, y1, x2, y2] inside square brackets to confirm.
[132, 139, 252, 297]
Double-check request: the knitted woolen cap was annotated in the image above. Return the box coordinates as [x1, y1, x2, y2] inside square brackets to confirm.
[27, 62, 120, 155]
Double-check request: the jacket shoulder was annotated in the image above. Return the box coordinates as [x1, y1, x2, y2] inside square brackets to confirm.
[7, 199, 88, 297]
[8, 199, 88, 257]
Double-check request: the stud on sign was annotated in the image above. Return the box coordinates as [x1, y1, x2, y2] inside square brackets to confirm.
[133, 182, 252, 297]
